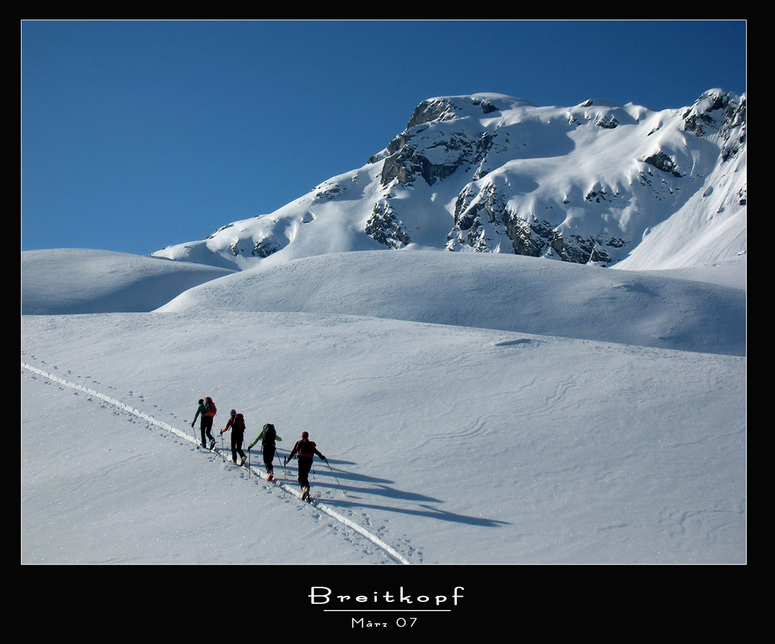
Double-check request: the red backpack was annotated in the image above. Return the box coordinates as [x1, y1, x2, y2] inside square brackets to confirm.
[297, 438, 315, 457]
[204, 397, 217, 417]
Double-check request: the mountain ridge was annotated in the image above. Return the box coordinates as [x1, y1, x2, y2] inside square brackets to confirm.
[152, 89, 746, 272]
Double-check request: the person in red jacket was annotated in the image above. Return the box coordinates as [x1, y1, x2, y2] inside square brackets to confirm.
[285, 431, 326, 500]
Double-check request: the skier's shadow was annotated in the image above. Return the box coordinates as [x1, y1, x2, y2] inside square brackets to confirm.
[280, 458, 510, 528]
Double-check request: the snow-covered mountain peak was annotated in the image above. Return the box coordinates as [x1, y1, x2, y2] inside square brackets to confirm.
[406, 93, 538, 129]
[679, 89, 744, 140]
[152, 89, 746, 272]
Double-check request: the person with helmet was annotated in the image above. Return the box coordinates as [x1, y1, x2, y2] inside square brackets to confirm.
[284, 431, 326, 501]
[248, 423, 282, 480]
[191, 397, 217, 449]
[221, 409, 247, 466]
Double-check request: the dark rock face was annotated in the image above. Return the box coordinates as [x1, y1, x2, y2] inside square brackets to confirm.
[365, 203, 411, 249]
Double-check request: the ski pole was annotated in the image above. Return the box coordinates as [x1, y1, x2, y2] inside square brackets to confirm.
[324, 459, 342, 487]
[276, 447, 287, 479]
[324, 458, 346, 495]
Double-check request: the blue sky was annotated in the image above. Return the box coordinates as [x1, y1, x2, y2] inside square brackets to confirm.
[21, 20, 747, 256]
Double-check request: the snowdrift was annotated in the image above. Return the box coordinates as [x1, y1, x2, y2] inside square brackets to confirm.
[158, 250, 746, 356]
[21, 248, 234, 314]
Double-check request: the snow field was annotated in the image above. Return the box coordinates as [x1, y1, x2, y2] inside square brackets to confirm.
[22, 301, 745, 564]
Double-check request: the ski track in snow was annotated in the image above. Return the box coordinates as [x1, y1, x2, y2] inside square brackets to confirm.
[21, 361, 412, 565]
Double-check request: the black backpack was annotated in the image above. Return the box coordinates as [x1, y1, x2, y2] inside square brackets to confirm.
[262, 423, 276, 444]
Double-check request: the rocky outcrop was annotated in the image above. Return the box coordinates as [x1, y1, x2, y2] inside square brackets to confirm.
[365, 202, 411, 249]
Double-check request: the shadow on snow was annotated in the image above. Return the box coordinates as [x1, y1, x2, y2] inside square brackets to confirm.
[276, 458, 510, 528]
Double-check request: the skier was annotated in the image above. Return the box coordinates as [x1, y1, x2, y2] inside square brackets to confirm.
[248, 423, 282, 480]
[191, 397, 217, 449]
[220, 409, 247, 466]
[284, 431, 326, 500]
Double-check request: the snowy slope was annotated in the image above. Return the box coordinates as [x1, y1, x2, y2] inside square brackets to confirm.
[157, 249, 746, 356]
[614, 93, 747, 271]
[21, 246, 746, 564]
[21, 248, 234, 314]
